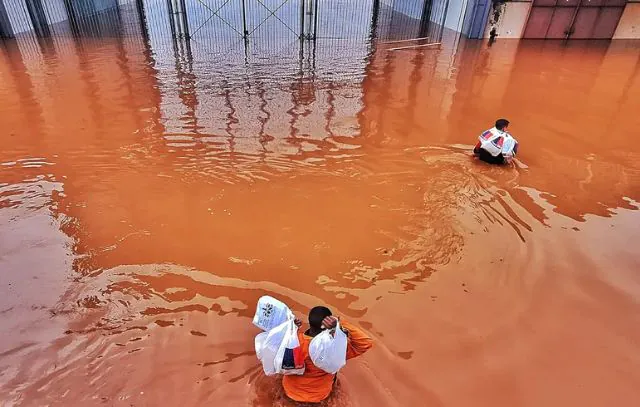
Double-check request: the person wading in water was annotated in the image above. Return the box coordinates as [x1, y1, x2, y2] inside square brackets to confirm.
[282, 306, 373, 404]
[473, 118, 519, 165]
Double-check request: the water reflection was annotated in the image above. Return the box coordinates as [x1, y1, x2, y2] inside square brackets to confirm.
[1, 13, 640, 406]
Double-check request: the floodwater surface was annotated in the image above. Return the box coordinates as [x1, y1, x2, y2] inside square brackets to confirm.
[1, 33, 640, 406]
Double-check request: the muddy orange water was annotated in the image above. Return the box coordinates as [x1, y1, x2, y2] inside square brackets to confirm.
[1, 33, 640, 407]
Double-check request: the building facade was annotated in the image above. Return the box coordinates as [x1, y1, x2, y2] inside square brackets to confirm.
[0, 0, 637, 42]
[462, 0, 640, 40]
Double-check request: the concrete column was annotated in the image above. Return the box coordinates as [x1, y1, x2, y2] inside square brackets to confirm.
[25, 0, 51, 37]
[0, 0, 14, 39]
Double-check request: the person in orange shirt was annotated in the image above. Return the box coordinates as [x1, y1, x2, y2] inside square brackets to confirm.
[283, 306, 373, 404]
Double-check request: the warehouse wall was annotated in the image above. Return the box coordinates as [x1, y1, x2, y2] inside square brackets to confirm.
[613, 2, 640, 39]
[484, 1, 532, 39]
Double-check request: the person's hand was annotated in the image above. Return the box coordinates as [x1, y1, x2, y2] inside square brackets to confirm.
[321, 316, 338, 330]
[294, 318, 302, 328]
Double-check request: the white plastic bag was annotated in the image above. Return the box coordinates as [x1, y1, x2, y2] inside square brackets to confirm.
[255, 319, 305, 376]
[255, 331, 277, 375]
[309, 321, 348, 374]
[255, 319, 289, 376]
[273, 319, 305, 375]
[253, 296, 293, 331]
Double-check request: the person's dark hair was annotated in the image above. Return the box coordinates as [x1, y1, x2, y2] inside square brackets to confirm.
[308, 306, 332, 329]
[495, 119, 510, 130]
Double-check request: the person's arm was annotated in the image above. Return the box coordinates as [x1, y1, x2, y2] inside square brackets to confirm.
[321, 316, 373, 359]
[341, 320, 373, 359]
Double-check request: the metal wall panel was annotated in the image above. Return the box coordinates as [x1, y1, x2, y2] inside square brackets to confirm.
[558, 0, 581, 7]
[524, 0, 627, 39]
[533, 0, 558, 6]
[572, 7, 599, 38]
[592, 6, 624, 37]
[523, 6, 554, 38]
[582, 0, 604, 7]
[545, 7, 573, 38]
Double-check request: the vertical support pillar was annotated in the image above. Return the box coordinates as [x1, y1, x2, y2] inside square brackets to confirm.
[135, 0, 150, 41]
[25, 0, 51, 37]
[178, 0, 190, 39]
[62, 0, 81, 36]
[135, 0, 146, 17]
[166, 0, 178, 38]
[419, 0, 433, 38]
[241, 0, 248, 60]
[0, 0, 14, 39]
[303, 0, 315, 40]
[370, 0, 380, 40]
[299, 0, 305, 40]
[167, 0, 190, 39]
[313, 0, 319, 41]
[298, 0, 304, 72]
[241, 0, 248, 39]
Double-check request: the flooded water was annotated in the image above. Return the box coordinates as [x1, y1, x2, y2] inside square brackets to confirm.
[1, 31, 640, 407]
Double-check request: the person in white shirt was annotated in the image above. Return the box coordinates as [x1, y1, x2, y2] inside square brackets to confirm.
[473, 119, 519, 165]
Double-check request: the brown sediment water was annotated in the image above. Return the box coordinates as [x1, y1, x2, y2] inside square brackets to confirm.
[1, 33, 639, 407]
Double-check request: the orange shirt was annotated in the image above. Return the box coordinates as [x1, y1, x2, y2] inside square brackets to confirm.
[282, 320, 373, 403]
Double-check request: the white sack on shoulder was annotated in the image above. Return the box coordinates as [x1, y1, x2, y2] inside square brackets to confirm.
[255, 319, 289, 376]
[309, 321, 348, 374]
[253, 295, 293, 331]
[256, 319, 305, 376]
[273, 319, 305, 376]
